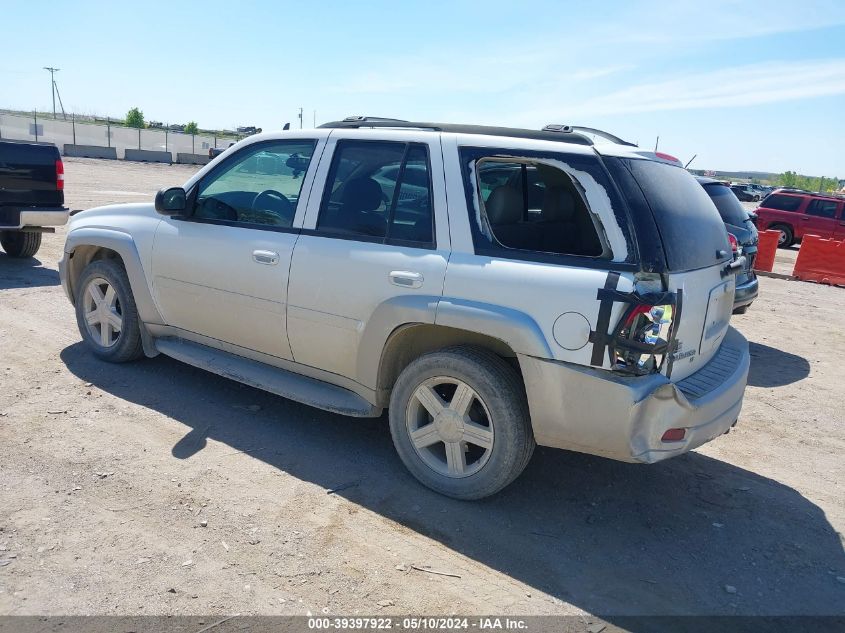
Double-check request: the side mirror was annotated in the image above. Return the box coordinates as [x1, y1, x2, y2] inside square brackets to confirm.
[155, 187, 187, 216]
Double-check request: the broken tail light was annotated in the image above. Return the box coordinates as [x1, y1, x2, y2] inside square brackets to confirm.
[609, 291, 677, 376]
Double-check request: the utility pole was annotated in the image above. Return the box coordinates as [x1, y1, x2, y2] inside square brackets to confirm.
[43, 67, 60, 118]
[298, 107, 303, 129]
[313, 110, 316, 128]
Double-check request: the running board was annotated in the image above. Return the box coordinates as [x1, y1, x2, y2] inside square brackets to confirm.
[154, 338, 381, 418]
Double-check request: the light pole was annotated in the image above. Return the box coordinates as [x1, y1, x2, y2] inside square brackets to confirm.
[43, 67, 60, 118]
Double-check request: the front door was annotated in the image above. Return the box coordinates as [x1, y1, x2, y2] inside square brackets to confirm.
[286, 133, 450, 383]
[151, 136, 322, 359]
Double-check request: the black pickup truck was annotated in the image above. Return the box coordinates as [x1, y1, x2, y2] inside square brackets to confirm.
[0, 140, 68, 258]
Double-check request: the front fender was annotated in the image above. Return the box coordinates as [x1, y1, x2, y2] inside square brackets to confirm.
[62, 228, 164, 326]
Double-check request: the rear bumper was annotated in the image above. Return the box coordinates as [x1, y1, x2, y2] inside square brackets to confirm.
[734, 276, 759, 309]
[519, 326, 750, 463]
[0, 206, 68, 230]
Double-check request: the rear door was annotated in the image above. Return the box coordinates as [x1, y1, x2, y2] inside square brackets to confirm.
[799, 198, 838, 240]
[286, 131, 450, 384]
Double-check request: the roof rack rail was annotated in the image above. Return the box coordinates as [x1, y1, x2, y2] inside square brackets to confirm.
[543, 124, 637, 147]
[773, 187, 845, 199]
[341, 116, 411, 124]
[318, 117, 595, 146]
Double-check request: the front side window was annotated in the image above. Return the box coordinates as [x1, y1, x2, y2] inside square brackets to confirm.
[316, 140, 434, 246]
[806, 199, 838, 218]
[194, 140, 316, 228]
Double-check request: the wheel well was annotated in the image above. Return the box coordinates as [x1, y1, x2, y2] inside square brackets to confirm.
[67, 246, 125, 304]
[375, 324, 521, 407]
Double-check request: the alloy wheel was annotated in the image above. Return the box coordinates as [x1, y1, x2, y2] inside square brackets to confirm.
[405, 377, 495, 478]
[82, 277, 123, 348]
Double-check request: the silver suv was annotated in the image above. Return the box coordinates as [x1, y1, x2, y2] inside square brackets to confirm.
[59, 117, 750, 499]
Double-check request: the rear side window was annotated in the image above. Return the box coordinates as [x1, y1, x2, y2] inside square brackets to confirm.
[702, 182, 750, 226]
[806, 199, 838, 218]
[316, 140, 434, 246]
[622, 158, 730, 271]
[762, 194, 803, 212]
[459, 148, 637, 266]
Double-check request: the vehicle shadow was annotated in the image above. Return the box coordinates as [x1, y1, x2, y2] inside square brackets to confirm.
[0, 253, 60, 290]
[60, 343, 844, 618]
[747, 341, 810, 388]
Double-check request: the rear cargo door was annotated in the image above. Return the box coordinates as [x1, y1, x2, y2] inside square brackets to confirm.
[619, 158, 734, 381]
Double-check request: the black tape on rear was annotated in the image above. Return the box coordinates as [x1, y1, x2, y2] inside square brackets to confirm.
[589, 271, 621, 366]
[665, 287, 684, 379]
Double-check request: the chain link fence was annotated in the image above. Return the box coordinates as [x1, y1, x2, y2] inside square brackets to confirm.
[0, 111, 240, 162]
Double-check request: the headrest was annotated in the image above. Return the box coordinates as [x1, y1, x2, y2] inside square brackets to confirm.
[485, 186, 523, 224]
[341, 177, 383, 212]
[542, 186, 576, 222]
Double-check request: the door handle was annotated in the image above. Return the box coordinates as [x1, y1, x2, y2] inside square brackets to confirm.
[252, 250, 279, 265]
[389, 270, 424, 289]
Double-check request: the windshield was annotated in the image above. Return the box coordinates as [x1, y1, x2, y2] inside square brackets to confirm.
[702, 182, 751, 226]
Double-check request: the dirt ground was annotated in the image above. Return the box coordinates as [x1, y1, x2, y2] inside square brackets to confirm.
[1, 158, 843, 619]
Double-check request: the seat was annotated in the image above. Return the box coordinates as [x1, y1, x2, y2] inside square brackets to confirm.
[332, 177, 386, 236]
[485, 186, 540, 250]
[541, 186, 604, 256]
[539, 186, 578, 254]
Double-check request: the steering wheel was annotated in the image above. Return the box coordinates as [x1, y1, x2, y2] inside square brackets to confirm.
[252, 190, 294, 225]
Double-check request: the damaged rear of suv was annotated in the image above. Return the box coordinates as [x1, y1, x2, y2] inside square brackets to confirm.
[60, 118, 749, 499]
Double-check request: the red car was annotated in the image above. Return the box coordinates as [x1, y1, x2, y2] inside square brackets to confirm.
[755, 189, 845, 247]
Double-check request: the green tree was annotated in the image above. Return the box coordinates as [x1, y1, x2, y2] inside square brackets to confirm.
[184, 121, 199, 135]
[125, 107, 145, 128]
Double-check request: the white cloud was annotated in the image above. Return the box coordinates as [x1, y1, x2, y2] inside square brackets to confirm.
[539, 59, 845, 119]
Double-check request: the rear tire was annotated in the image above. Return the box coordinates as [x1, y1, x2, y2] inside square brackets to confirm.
[389, 346, 535, 500]
[74, 259, 144, 363]
[772, 224, 794, 248]
[0, 230, 42, 258]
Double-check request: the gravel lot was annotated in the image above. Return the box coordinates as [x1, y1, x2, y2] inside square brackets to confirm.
[1, 158, 843, 619]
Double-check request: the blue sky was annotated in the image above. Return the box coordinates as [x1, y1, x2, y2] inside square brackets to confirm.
[2, 0, 844, 175]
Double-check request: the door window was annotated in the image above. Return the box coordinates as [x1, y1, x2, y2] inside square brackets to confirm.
[806, 199, 838, 218]
[316, 141, 434, 246]
[194, 140, 316, 228]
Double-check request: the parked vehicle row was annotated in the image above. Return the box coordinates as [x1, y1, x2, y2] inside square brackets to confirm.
[0, 140, 68, 258]
[698, 178, 759, 313]
[59, 117, 750, 499]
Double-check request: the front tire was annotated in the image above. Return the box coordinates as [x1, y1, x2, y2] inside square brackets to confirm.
[74, 259, 144, 363]
[772, 224, 794, 248]
[0, 230, 42, 258]
[389, 346, 535, 500]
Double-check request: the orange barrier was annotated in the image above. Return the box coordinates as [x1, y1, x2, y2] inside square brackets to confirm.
[792, 235, 845, 286]
[754, 230, 780, 272]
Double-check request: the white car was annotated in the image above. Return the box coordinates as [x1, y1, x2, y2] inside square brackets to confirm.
[59, 117, 749, 499]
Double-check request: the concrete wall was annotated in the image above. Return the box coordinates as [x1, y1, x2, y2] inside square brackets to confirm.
[64, 144, 118, 159]
[176, 153, 210, 165]
[124, 149, 172, 163]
